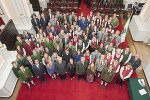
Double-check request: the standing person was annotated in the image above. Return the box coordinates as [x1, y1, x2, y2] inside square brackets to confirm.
[74, 49, 83, 63]
[69, 11, 75, 25]
[50, 15, 57, 27]
[18, 65, 36, 90]
[105, 42, 115, 54]
[46, 60, 57, 80]
[99, 64, 116, 89]
[84, 50, 91, 63]
[44, 36, 54, 51]
[104, 52, 113, 66]
[120, 46, 132, 66]
[55, 11, 62, 24]
[71, 21, 79, 32]
[90, 36, 98, 52]
[16, 35, 25, 48]
[55, 57, 67, 82]
[47, 8, 52, 21]
[62, 48, 72, 64]
[31, 13, 40, 34]
[11, 61, 20, 78]
[40, 13, 48, 32]
[98, 42, 106, 55]
[97, 27, 108, 43]
[111, 30, 121, 48]
[129, 54, 141, 70]
[32, 59, 48, 85]
[31, 49, 42, 62]
[91, 49, 101, 63]
[26, 55, 36, 77]
[53, 35, 63, 50]
[95, 55, 107, 80]
[83, 35, 90, 51]
[65, 41, 76, 56]
[67, 58, 76, 80]
[46, 22, 52, 33]
[24, 39, 35, 56]
[114, 63, 133, 88]
[16, 54, 27, 67]
[111, 59, 121, 73]
[111, 13, 119, 29]
[76, 57, 88, 82]
[16, 45, 26, 56]
[79, 16, 88, 31]
[76, 38, 85, 53]
[86, 62, 96, 83]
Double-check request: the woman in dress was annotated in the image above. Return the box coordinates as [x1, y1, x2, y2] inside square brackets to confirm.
[46, 59, 57, 80]
[67, 58, 76, 80]
[86, 62, 96, 83]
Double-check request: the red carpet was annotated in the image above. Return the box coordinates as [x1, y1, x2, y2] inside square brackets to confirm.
[17, 72, 137, 100]
[17, 2, 134, 100]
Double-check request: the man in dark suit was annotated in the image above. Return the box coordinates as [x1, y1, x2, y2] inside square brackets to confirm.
[31, 13, 40, 34]
[47, 8, 52, 21]
[26, 55, 35, 77]
[55, 57, 67, 82]
[40, 13, 48, 32]
[76, 57, 88, 82]
[62, 48, 72, 64]
[32, 59, 48, 85]
[129, 54, 141, 70]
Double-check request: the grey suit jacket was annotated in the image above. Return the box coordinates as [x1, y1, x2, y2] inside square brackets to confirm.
[97, 31, 108, 42]
[50, 18, 57, 26]
[111, 34, 121, 47]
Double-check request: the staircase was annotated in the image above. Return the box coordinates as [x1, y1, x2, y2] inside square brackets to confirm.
[29, 0, 41, 12]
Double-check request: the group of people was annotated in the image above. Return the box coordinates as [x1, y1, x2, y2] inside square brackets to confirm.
[12, 9, 141, 90]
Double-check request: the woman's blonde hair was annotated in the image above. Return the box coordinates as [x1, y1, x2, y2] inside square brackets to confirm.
[16, 54, 23, 61]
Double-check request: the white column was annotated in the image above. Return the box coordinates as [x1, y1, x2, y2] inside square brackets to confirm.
[39, 0, 47, 11]
[129, 0, 150, 43]
[0, 0, 34, 34]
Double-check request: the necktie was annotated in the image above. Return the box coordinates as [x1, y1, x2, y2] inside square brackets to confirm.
[23, 71, 28, 78]
[94, 54, 97, 63]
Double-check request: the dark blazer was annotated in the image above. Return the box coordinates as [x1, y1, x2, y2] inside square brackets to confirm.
[31, 18, 40, 28]
[25, 60, 35, 76]
[67, 63, 76, 75]
[32, 63, 46, 78]
[55, 60, 67, 75]
[129, 56, 141, 70]
[40, 17, 48, 29]
[62, 52, 72, 64]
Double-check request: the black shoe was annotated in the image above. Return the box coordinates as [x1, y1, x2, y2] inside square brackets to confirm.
[120, 85, 122, 88]
[98, 77, 100, 80]
[41, 82, 43, 85]
[28, 86, 31, 90]
[99, 84, 102, 88]
[104, 85, 107, 90]
[114, 83, 117, 86]
[60, 79, 62, 82]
